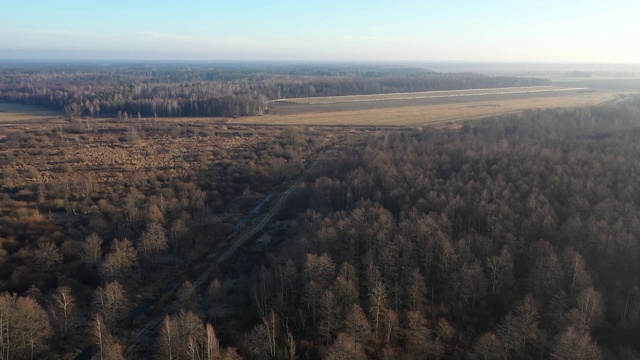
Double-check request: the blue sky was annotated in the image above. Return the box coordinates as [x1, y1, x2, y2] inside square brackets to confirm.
[1, 0, 638, 62]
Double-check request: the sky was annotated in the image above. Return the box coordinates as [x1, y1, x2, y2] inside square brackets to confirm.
[0, 0, 639, 63]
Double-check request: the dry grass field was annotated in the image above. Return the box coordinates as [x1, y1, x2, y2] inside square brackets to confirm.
[0, 102, 62, 123]
[238, 89, 615, 126]
[273, 86, 586, 105]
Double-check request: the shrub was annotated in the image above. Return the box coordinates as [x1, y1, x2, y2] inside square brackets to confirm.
[2, 167, 19, 179]
[24, 166, 39, 179]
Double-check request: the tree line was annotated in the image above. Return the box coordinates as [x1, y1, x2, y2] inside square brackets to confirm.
[0, 63, 550, 118]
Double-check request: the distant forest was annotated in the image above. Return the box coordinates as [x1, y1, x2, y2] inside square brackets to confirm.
[0, 63, 551, 117]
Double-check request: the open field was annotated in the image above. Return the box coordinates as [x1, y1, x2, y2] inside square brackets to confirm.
[272, 86, 587, 105]
[0, 101, 62, 122]
[238, 89, 615, 126]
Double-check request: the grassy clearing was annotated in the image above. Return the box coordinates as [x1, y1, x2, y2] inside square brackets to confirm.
[0, 102, 62, 122]
[237, 91, 615, 126]
[272, 86, 585, 105]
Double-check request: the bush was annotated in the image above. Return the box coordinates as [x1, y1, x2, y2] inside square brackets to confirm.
[1, 167, 18, 179]
[24, 166, 39, 179]
[56, 164, 74, 173]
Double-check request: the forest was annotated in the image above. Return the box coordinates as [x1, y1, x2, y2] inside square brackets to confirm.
[1, 90, 640, 358]
[0, 62, 550, 118]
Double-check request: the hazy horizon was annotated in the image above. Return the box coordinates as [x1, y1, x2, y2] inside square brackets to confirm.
[1, 0, 639, 63]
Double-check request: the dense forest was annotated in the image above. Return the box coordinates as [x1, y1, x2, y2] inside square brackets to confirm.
[3, 94, 640, 359]
[253, 99, 640, 359]
[0, 63, 550, 118]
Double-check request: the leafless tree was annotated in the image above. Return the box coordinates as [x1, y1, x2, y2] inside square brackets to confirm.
[474, 332, 504, 360]
[50, 285, 76, 337]
[93, 281, 130, 328]
[158, 315, 179, 360]
[0, 293, 53, 360]
[320, 289, 338, 344]
[204, 323, 221, 360]
[33, 242, 63, 270]
[304, 253, 335, 326]
[344, 303, 372, 347]
[405, 310, 433, 359]
[91, 313, 124, 360]
[486, 247, 513, 293]
[139, 221, 169, 267]
[63, 103, 81, 122]
[577, 287, 605, 331]
[326, 332, 366, 360]
[552, 326, 602, 360]
[368, 281, 387, 339]
[102, 238, 137, 281]
[497, 295, 539, 357]
[82, 233, 104, 268]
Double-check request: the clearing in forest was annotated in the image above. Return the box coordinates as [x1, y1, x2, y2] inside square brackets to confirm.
[0, 102, 62, 123]
[238, 87, 615, 126]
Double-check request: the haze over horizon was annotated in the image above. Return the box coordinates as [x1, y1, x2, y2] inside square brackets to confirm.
[1, 0, 639, 63]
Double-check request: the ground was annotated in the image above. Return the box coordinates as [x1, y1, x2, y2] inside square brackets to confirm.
[235, 86, 620, 126]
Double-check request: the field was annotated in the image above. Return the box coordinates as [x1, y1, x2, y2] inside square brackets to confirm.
[237, 86, 616, 126]
[0, 101, 62, 123]
[271, 86, 587, 105]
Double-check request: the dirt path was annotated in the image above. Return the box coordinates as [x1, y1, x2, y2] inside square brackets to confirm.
[123, 155, 322, 357]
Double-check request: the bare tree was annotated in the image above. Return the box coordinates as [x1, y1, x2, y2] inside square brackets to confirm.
[405, 310, 433, 359]
[382, 309, 399, 344]
[33, 242, 63, 270]
[0, 293, 15, 360]
[177, 311, 204, 356]
[285, 330, 297, 360]
[12, 296, 53, 359]
[0, 294, 54, 360]
[178, 281, 200, 312]
[82, 233, 103, 268]
[102, 238, 137, 281]
[333, 271, 359, 314]
[304, 253, 336, 326]
[562, 248, 592, 295]
[50, 285, 76, 337]
[222, 347, 243, 360]
[325, 332, 367, 360]
[474, 332, 504, 360]
[497, 295, 539, 357]
[486, 247, 513, 293]
[369, 281, 388, 339]
[458, 260, 488, 311]
[319, 289, 338, 344]
[91, 313, 124, 360]
[170, 218, 189, 251]
[406, 269, 427, 311]
[246, 323, 270, 359]
[552, 326, 602, 360]
[93, 281, 130, 328]
[577, 287, 605, 331]
[204, 323, 221, 360]
[139, 221, 168, 267]
[344, 304, 372, 347]
[158, 315, 179, 360]
[63, 103, 81, 122]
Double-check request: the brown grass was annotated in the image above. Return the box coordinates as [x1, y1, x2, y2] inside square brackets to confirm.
[0, 102, 62, 122]
[237, 91, 615, 126]
[274, 86, 586, 105]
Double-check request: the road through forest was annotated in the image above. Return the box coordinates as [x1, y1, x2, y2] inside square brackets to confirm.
[122, 155, 322, 357]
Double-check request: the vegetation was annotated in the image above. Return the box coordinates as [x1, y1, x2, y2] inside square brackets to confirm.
[0, 63, 549, 118]
[247, 97, 640, 359]
[1, 62, 639, 359]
